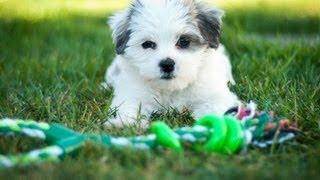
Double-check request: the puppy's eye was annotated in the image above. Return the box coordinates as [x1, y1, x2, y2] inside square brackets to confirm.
[142, 41, 156, 49]
[176, 36, 191, 49]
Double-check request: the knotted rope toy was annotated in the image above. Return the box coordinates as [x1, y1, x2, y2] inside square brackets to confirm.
[0, 102, 298, 168]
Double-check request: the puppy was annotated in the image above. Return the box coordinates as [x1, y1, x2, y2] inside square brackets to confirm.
[103, 0, 239, 128]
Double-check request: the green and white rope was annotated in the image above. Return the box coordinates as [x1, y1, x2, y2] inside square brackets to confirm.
[0, 107, 298, 168]
[0, 118, 219, 168]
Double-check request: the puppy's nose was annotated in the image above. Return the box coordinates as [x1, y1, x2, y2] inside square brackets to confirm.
[159, 58, 175, 73]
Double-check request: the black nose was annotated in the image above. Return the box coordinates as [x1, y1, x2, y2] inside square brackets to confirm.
[159, 58, 175, 73]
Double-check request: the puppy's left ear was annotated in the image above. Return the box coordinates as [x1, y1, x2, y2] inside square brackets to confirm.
[108, 9, 131, 55]
[196, 4, 224, 49]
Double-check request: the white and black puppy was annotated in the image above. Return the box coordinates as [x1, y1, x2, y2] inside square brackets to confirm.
[103, 0, 239, 128]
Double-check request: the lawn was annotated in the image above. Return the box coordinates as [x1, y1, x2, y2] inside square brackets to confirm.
[0, 0, 319, 179]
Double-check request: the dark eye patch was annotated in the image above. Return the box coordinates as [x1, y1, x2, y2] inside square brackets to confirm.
[142, 41, 157, 49]
[176, 35, 191, 49]
[176, 34, 203, 50]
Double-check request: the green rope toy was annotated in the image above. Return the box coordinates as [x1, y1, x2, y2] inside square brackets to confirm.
[0, 102, 298, 168]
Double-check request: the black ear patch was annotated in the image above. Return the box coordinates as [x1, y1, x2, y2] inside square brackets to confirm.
[111, 1, 143, 55]
[196, 7, 222, 49]
[115, 29, 131, 54]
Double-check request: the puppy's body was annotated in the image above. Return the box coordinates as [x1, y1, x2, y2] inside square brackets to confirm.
[104, 0, 239, 127]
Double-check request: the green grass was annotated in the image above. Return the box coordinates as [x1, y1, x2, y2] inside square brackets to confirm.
[0, 0, 320, 179]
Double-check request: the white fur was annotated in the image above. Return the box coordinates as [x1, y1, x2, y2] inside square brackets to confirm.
[104, 0, 239, 128]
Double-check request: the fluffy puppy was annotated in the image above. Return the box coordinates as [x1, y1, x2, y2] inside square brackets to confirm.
[103, 0, 239, 128]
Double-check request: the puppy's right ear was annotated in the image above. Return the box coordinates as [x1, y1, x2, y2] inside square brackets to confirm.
[195, 4, 224, 49]
[108, 9, 131, 55]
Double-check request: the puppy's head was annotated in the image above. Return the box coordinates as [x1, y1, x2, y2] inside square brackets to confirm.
[109, 0, 223, 90]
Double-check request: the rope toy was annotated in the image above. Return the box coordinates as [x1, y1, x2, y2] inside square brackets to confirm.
[0, 102, 298, 168]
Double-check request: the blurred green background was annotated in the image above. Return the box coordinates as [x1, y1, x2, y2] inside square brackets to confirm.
[0, 0, 319, 179]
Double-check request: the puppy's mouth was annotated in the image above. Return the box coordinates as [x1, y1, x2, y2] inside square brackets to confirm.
[160, 73, 175, 80]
